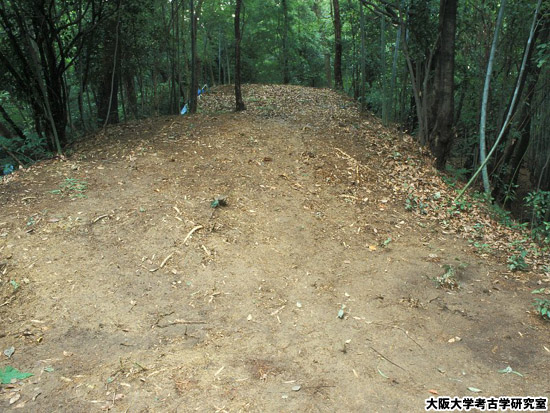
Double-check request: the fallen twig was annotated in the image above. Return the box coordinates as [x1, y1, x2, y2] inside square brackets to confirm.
[0, 295, 16, 307]
[92, 214, 109, 224]
[160, 253, 174, 268]
[157, 319, 207, 328]
[369, 346, 406, 371]
[183, 225, 203, 244]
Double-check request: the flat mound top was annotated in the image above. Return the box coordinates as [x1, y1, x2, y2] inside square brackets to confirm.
[1, 85, 548, 412]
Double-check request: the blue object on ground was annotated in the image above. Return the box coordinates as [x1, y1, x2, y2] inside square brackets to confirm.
[2, 164, 14, 175]
[180, 104, 189, 115]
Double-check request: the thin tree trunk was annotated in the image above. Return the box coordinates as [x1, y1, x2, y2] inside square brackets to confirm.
[479, 0, 507, 194]
[234, 0, 246, 111]
[390, 23, 401, 121]
[360, 2, 366, 112]
[189, 0, 198, 114]
[281, 0, 290, 84]
[332, 0, 343, 90]
[0, 104, 26, 141]
[381, 16, 387, 124]
[456, 0, 543, 201]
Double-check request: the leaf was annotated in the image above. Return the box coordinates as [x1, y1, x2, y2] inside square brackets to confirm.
[377, 368, 389, 379]
[44, 367, 55, 373]
[467, 387, 482, 393]
[0, 366, 33, 384]
[532, 288, 545, 294]
[3, 346, 15, 358]
[498, 366, 524, 377]
[9, 393, 21, 405]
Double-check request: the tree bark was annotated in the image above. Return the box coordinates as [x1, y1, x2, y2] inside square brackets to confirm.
[428, 0, 457, 170]
[234, 0, 246, 111]
[479, 0, 507, 193]
[332, 0, 343, 90]
[281, 0, 290, 84]
[360, 2, 366, 111]
[189, 0, 198, 114]
[97, 12, 121, 126]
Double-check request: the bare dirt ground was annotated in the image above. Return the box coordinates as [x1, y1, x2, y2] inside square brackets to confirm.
[1, 85, 549, 412]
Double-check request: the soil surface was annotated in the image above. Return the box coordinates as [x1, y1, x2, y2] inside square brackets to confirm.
[1, 85, 549, 412]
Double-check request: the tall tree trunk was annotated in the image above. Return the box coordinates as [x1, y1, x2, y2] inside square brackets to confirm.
[455, 0, 543, 202]
[313, 0, 331, 88]
[97, 15, 121, 126]
[234, 0, 246, 111]
[281, 0, 290, 84]
[479, 0, 507, 193]
[359, 3, 366, 111]
[381, 16, 388, 124]
[332, 0, 343, 90]
[390, 21, 401, 122]
[189, 0, 198, 114]
[428, 0, 457, 170]
[497, 9, 549, 202]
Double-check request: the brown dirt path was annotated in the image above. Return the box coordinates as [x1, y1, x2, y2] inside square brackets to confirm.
[1, 85, 549, 412]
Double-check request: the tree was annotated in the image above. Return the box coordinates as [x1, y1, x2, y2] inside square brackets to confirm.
[427, 0, 457, 170]
[97, 7, 121, 126]
[234, 0, 246, 111]
[332, 0, 343, 90]
[0, 0, 109, 152]
[189, 0, 198, 114]
[478, 0, 507, 194]
[281, 0, 290, 84]
[359, 1, 366, 112]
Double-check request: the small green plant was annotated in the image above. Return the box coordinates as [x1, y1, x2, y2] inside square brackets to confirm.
[473, 223, 484, 236]
[50, 178, 88, 198]
[10, 280, 19, 291]
[391, 151, 402, 160]
[381, 237, 392, 247]
[469, 240, 493, 255]
[433, 264, 459, 290]
[442, 165, 470, 188]
[507, 249, 529, 272]
[532, 289, 550, 321]
[405, 193, 428, 215]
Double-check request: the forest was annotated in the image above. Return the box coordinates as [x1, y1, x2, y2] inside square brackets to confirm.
[0, 0, 549, 233]
[2, 1, 550, 410]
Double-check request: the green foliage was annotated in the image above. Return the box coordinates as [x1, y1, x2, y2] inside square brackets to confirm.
[0, 366, 33, 384]
[405, 193, 428, 214]
[50, 178, 88, 199]
[535, 42, 549, 68]
[532, 288, 550, 321]
[469, 240, 493, 255]
[442, 165, 470, 188]
[10, 280, 19, 291]
[507, 249, 529, 272]
[525, 191, 550, 244]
